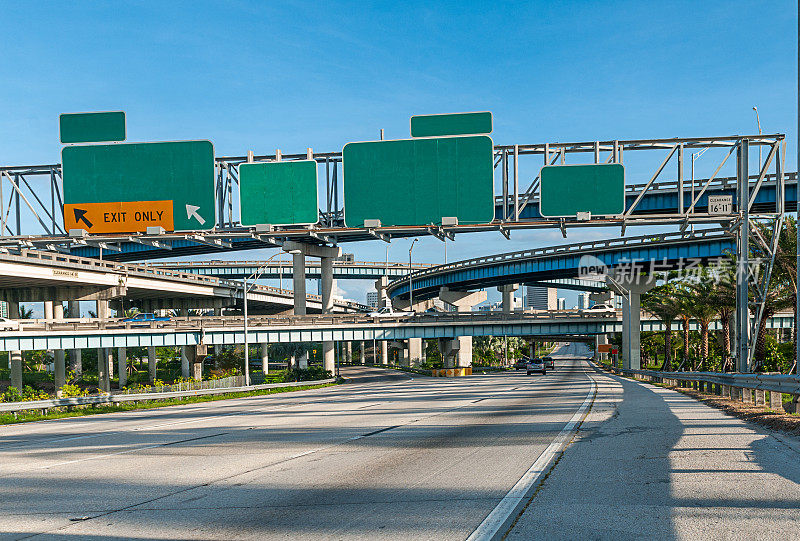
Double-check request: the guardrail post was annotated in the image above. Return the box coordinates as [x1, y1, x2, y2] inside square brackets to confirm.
[722, 384, 730, 398]
[769, 390, 783, 411]
[742, 388, 753, 404]
[755, 389, 765, 406]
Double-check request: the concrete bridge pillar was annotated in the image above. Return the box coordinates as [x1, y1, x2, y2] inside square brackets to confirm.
[360, 341, 365, 365]
[437, 287, 487, 368]
[67, 301, 82, 377]
[261, 342, 269, 374]
[44, 301, 54, 320]
[321, 255, 335, 374]
[380, 341, 388, 365]
[53, 303, 66, 389]
[607, 273, 656, 370]
[117, 347, 127, 388]
[408, 338, 423, 367]
[345, 342, 352, 364]
[9, 301, 22, 389]
[498, 284, 519, 314]
[148, 346, 157, 382]
[96, 299, 110, 320]
[97, 348, 112, 392]
[181, 346, 190, 378]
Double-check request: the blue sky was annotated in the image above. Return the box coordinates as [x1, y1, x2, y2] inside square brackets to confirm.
[1, 0, 797, 307]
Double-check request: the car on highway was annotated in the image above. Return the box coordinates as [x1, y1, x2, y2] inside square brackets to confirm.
[0, 317, 19, 331]
[581, 303, 615, 314]
[368, 306, 413, 318]
[122, 313, 171, 323]
[542, 356, 555, 369]
[513, 358, 529, 370]
[526, 358, 546, 375]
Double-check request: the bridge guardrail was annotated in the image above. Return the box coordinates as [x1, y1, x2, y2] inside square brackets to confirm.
[599, 363, 800, 409]
[0, 378, 336, 415]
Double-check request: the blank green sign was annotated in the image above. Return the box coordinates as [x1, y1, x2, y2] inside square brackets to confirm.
[60, 111, 126, 144]
[62, 140, 215, 231]
[239, 160, 319, 226]
[410, 112, 492, 137]
[343, 135, 494, 227]
[539, 164, 625, 217]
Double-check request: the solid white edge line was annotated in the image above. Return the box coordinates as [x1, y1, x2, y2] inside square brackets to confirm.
[466, 372, 597, 541]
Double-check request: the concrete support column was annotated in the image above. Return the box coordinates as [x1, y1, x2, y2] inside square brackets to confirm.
[438, 287, 486, 368]
[53, 301, 66, 389]
[292, 252, 307, 316]
[180, 346, 190, 378]
[769, 391, 783, 411]
[261, 342, 269, 374]
[607, 274, 655, 370]
[360, 341, 365, 365]
[10, 350, 22, 391]
[67, 301, 82, 377]
[148, 346, 157, 382]
[96, 299, 110, 320]
[321, 255, 335, 374]
[44, 301, 54, 320]
[380, 341, 388, 365]
[97, 348, 111, 392]
[117, 347, 127, 388]
[408, 338, 423, 367]
[497, 284, 519, 314]
[345, 342, 352, 364]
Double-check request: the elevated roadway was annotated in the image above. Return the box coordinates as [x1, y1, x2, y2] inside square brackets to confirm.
[387, 228, 734, 301]
[0, 249, 369, 314]
[0, 310, 791, 352]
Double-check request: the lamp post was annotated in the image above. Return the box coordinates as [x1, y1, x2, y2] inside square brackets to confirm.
[753, 106, 762, 169]
[408, 238, 418, 311]
[242, 252, 283, 385]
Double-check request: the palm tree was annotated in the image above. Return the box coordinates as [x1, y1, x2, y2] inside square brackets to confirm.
[683, 269, 723, 370]
[642, 283, 681, 370]
[18, 305, 34, 319]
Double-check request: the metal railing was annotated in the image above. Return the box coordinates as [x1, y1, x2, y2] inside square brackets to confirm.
[601, 364, 800, 398]
[0, 378, 336, 414]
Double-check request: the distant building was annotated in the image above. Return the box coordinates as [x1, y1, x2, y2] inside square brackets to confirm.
[525, 286, 557, 310]
[366, 291, 379, 308]
[0, 301, 7, 318]
[577, 292, 591, 310]
[557, 297, 566, 310]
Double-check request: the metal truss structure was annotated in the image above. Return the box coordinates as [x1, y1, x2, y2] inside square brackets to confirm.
[0, 134, 789, 371]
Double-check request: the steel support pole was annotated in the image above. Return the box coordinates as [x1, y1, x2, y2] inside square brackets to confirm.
[797, 27, 800, 375]
[501, 151, 508, 221]
[736, 140, 750, 372]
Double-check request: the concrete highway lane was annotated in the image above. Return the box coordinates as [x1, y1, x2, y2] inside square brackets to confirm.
[0, 346, 594, 540]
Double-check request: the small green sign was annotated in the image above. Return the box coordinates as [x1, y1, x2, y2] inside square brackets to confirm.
[539, 163, 625, 217]
[410, 112, 492, 137]
[239, 160, 319, 226]
[60, 111, 126, 144]
[62, 140, 215, 232]
[343, 135, 494, 227]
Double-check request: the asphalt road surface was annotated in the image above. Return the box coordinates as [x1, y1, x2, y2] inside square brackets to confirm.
[0, 344, 594, 540]
[5, 341, 797, 540]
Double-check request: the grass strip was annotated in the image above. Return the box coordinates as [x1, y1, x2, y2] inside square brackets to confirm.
[0, 382, 337, 426]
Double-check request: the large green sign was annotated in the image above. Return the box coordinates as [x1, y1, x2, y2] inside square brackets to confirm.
[342, 135, 494, 227]
[62, 140, 215, 232]
[239, 160, 319, 226]
[60, 111, 126, 144]
[539, 163, 625, 217]
[410, 112, 492, 137]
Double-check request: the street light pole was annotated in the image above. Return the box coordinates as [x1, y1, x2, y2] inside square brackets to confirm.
[753, 106, 762, 167]
[242, 252, 282, 386]
[408, 238, 418, 311]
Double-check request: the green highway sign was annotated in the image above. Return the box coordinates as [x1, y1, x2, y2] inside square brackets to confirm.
[239, 160, 319, 226]
[62, 140, 215, 233]
[539, 163, 625, 218]
[410, 112, 492, 137]
[60, 111, 126, 144]
[343, 135, 494, 227]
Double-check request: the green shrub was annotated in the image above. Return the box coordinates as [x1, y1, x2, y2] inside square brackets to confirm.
[282, 366, 332, 382]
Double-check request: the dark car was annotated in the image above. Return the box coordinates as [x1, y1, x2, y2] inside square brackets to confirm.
[514, 358, 529, 370]
[542, 356, 555, 370]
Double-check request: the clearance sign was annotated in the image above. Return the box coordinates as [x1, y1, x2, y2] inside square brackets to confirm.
[64, 201, 174, 233]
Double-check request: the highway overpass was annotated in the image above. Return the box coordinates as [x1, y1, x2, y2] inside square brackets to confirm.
[0, 249, 369, 314]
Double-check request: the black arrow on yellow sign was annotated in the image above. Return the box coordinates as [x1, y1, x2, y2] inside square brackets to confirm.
[73, 208, 93, 229]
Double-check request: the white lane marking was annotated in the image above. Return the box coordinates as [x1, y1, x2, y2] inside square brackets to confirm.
[466, 369, 597, 541]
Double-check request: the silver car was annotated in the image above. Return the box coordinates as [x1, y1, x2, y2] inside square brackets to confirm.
[526, 358, 546, 375]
